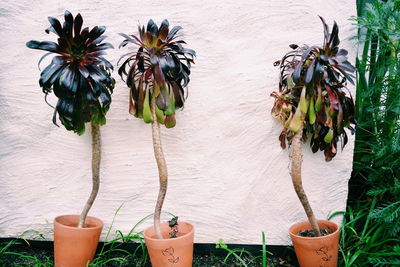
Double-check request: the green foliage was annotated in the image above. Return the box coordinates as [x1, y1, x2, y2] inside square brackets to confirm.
[350, 0, 400, 239]
[341, 1, 400, 265]
[88, 204, 150, 267]
[216, 238, 252, 267]
[118, 19, 195, 128]
[215, 233, 283, 267]
[26, 11, 115, 135]
[0, 231, 52, 267]
[330, 200, 400, 266]
[270, 17, 356, 161]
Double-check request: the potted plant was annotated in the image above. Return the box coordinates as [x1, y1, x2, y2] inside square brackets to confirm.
[26, 10, 115, 267]
[270, 17, 355, 266]
[118, 19, 195, 266]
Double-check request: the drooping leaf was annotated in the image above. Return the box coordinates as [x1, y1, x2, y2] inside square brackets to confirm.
[156, 105, 165, 124]
[289, 107, 302, 133]
[315, 84, 323, 112]
[309, 97, 316, 125]
[165, 114, 176, 128]
[305, 58, 316, 85]
[324, 128, 334, 143]
[143, 87, 153, 123]
[299, 86, 308, 113]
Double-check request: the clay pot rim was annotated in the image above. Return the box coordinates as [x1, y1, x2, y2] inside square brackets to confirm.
[54, 214, 104, 230]
[289, 219, 339, 240]
[143, 221, 194, 242]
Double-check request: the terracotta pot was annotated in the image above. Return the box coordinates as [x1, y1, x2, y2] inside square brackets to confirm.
[289, 220, 339, 267]
[54, 215, 103, 267]
[144, 221, 194, 267]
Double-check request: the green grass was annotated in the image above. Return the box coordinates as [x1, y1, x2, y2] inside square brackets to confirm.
[215, 233, 293, 267]
[330, 200, 400, 266]
[88, 205, 150, 267]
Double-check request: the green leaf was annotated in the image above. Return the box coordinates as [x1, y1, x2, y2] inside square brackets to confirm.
[300, 86, 308, 113]
[289, 107, 302, 132]
[324, 128, 333, 143]
[309, 97, 316, 124]
[165, 90, 176, 116]
[165, 114, 176, 128]
[156, 106, 165, 124]
[143, 88, 153, 123]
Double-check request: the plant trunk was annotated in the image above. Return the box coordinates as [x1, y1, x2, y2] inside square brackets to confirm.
[151, 99, 168, 239]
[290, 114, 321, 236]
[78, 122, 101, 228]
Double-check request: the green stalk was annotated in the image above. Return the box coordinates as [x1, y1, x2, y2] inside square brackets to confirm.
[262, 232, 266, 267]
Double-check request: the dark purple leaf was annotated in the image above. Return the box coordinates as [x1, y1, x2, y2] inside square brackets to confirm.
[26, 40, 60, 53]
[328, 21, 340, 48]
[47, 17, 63, 36]
[146, 19, 158, 36]
[74, 13, 83, 37]
[319, 16, 330, 45]
[305, 58, 316, 85]
[167, 26, 182, 40]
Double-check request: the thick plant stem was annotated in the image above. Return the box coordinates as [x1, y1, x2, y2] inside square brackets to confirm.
[151, 99, 168, 239]
[290, 114, 321, 237]
[78, 122, 101, 228]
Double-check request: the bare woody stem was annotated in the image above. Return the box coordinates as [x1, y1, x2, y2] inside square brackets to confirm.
[290, 113, 321, 237]
[151, 98, 168, 239]
[78, 122, 101, 228]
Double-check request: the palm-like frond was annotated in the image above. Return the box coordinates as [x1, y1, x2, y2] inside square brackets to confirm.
[271, 17, 356, 161]
[118, 19, 195, 128]
[26, 10, 115, 135]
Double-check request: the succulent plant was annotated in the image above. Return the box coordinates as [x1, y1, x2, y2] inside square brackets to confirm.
[270, 17, 356, 237]
[26, 10, 114, 228]
[26, 10, 115, 135]
[118, 19, 195, 240]
[271, 16, 355, 161]
[118, 19, 195, 128]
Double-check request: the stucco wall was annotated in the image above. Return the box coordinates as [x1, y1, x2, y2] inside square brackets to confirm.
[0, 0, 356, 245]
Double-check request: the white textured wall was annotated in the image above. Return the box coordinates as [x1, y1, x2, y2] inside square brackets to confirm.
[0, 0, 356, 245]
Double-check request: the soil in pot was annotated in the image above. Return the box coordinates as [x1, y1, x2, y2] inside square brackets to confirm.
[298, 228, 333, 237]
